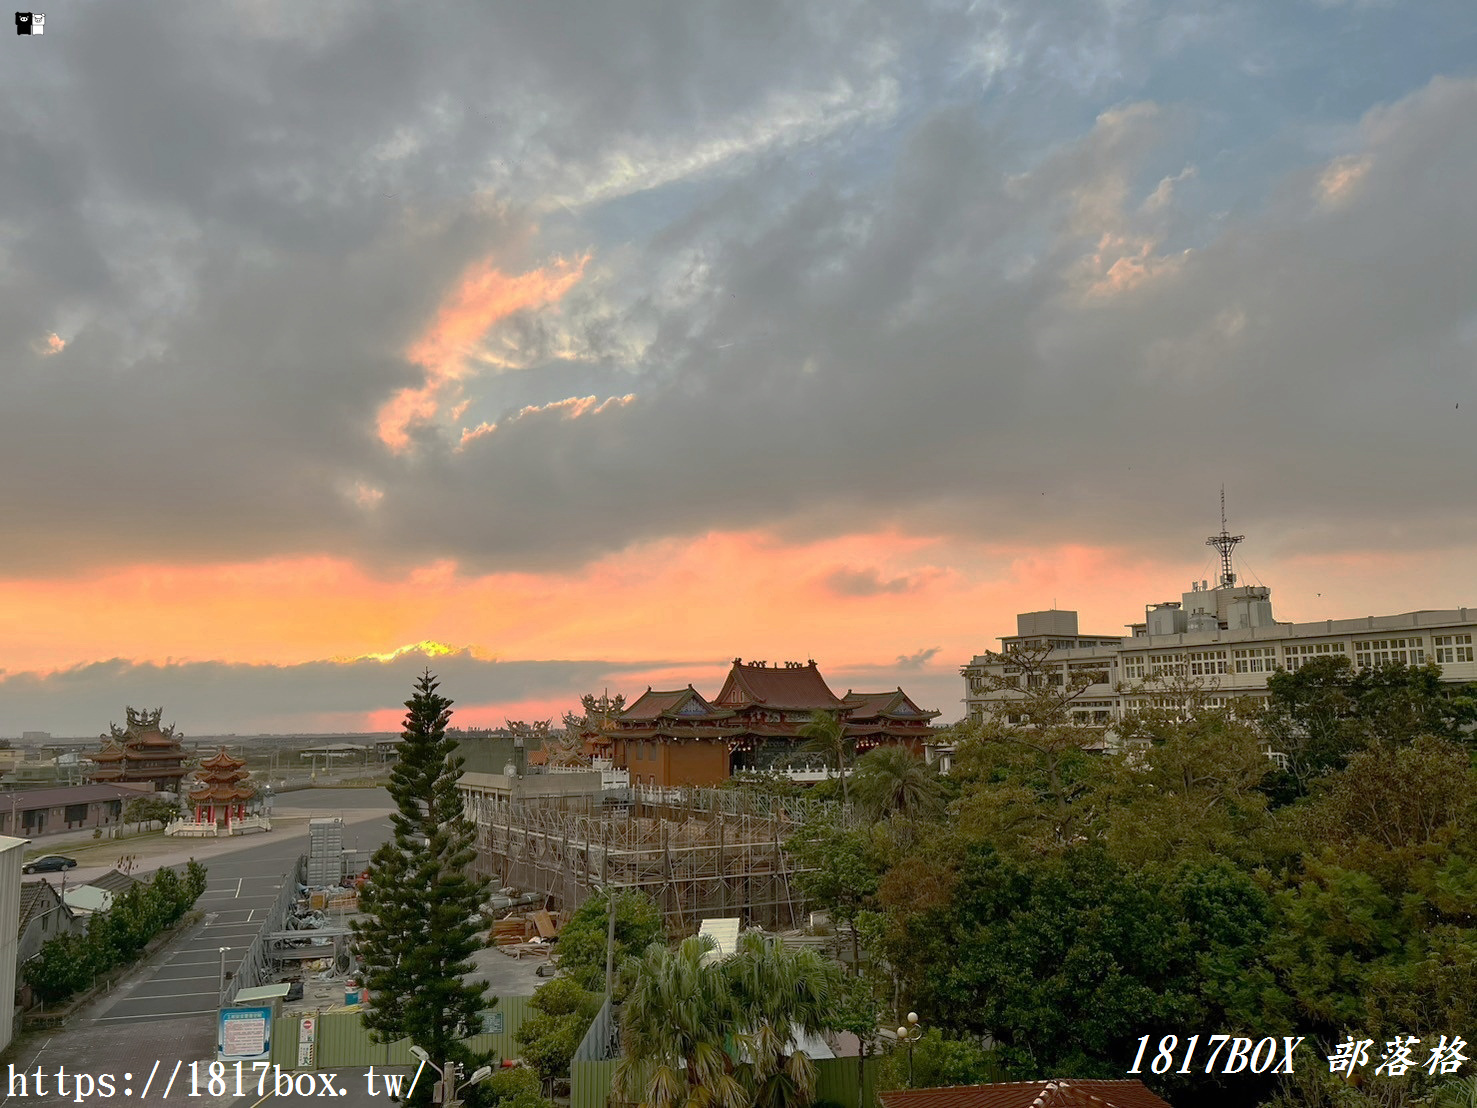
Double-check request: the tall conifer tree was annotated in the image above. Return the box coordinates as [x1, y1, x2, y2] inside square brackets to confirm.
[354, 670, 492, 1100]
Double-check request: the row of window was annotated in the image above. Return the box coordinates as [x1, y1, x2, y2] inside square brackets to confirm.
[977, 632, 1476, 695]
[1434, 634, 1475, 664]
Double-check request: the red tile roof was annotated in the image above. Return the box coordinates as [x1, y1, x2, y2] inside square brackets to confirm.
[622, 687, 733, 721]
[713, 659, 846, 710]
[841, 688, 941, 720]
[878, 1080, 1173, 1108]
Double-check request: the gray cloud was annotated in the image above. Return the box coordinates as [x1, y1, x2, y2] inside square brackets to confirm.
[825, 568, 927, 597]
[893, 647, 942, 670]
[2, 1, 1474, 581]
[0, 650, 679, 736]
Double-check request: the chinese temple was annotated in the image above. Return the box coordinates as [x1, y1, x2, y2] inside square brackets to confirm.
[596, 658, 941, 787]
[187, 747, 256, 828]
[89, 706, 191, 793]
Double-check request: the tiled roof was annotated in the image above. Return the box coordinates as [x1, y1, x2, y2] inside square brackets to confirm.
[622, 687, 733, 722]
[18, 880, 65, 938]
[878, 1080, 1173, 1108]
[87, 870, 141, 895]
[841, 689, 942, 721]
[2, 783, 150, 809]
[713, 660, 846, 710]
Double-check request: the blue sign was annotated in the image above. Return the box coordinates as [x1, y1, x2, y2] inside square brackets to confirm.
[219, 1006, 273, 1061]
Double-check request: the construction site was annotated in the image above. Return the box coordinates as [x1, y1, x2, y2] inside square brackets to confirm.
[462, 779, 828, 933]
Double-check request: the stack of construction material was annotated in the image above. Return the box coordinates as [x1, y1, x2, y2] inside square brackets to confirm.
[307, 818, 345, 885]
[491, 918, 534, 946]
[489, 907, 572, 959]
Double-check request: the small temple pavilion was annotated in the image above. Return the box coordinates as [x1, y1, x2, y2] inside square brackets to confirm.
[89, 706, 191, 793]
[596, 658, 941, 787]
[187, 747, 256, 829]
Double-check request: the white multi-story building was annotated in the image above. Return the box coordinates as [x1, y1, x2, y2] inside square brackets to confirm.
[961, 532, 1477, 729]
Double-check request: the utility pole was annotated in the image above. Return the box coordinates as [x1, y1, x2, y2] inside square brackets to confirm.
[605, 886, 617, 1001]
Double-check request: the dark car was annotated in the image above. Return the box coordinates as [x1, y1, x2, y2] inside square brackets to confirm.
[22, 855, 77, 875]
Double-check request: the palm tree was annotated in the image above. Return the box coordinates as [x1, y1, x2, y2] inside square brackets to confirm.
[727, 931, 843, 1108]
[1437, 1076, 1477, 1107]
[613, 932, 846, 1108]
[851, 746, 948, 823]
[613, 935, 747, 1108]
[800, 710, 854, 808]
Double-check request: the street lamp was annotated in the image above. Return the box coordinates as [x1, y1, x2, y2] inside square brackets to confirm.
[896, 1012, 922, 1087]
[218, 947, 232, 1002]
[408, 1046, 492, 1107]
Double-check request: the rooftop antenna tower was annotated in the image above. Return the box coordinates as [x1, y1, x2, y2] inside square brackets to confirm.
[1206, 486, 1244, 589]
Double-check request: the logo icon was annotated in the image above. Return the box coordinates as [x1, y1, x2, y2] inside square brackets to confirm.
[15, 11, 42, 34]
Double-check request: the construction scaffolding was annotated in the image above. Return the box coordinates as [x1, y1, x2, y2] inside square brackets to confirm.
[462, 783, 829, 932]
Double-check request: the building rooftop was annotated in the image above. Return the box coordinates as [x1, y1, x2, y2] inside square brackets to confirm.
[18, 880, 66, 938]
[713, 659, 847, 710]
[0, 783, 151, 809]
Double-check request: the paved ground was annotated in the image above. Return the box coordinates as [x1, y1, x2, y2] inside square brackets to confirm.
[2, 789, 402, 1107]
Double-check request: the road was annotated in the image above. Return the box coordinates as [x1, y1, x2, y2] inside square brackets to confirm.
[3, 790, 399, 1108]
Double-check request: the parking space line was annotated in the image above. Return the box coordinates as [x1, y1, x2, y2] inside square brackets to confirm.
[93, 1009, 219, 1022]
[139, 974, 220, 983]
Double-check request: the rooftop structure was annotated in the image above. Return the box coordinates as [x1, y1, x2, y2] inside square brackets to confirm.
[88, 706, 190, 793]
[962, 519, 1477, 730]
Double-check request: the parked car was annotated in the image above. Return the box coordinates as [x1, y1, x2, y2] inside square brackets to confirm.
[22, 855, 77, 874]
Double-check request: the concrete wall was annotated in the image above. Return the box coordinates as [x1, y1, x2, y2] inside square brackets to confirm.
[0, 836, 27, 1053]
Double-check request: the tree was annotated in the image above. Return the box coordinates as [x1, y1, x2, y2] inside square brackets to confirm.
[514, 975, 602, 1092]
[1098, 713, 1286, 870]
[554, 888, 665, 994]
[123, 795, 180, 832]
[800, 710, 854, 807]
[614, 935, 747, 1108]
[1262, 657, 1471, 798]
[850, 746, 948, 825]
[612, 932, 846, 1108]
[788, 817, 887, 974]
[885, 843, 1281, 1101]
[727, 931, 844, 1108]
[876, 1028, 999, 1091]
[353, 670, 493, 1106]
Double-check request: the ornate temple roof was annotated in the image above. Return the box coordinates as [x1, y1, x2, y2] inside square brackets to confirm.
[838, 688, 941, 721]
[90, 707, 189, 778]
[712, 659, 847, 710]
[622, 686, 735, 722]
[187, 746, 255, 801]
[198, 747, 247, 772]
[187, 782, 255, 802]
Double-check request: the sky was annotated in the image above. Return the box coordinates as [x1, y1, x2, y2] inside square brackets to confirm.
[2, 0, 1474, 736]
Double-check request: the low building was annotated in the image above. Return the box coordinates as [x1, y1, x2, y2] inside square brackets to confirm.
[0, 836, 25, 1053]
[597, 658, 940, 788]
[17, 880, 74, 966]
[0, 783, 150, 838]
